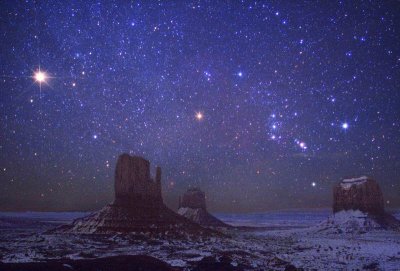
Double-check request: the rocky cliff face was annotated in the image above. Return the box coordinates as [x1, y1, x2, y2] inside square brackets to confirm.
[178, 188, 230, 228]
[179, 188, 207, 210]
[58, 154, 212, 235]
[329, 176, 400, 232]
[333, 176, 384, 215]
[113, 154, 162, 209]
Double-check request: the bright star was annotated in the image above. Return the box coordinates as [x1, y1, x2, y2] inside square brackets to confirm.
[342, 122, 349, 129]
[312, 182, 316, 187]
[33, 69, 48, 84]
[237, 71, 243, 77]
[195, 112, 203, 121]
[297, 141, 307, 150]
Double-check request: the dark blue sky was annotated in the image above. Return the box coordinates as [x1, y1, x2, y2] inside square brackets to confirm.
[1, 1, 399, 212]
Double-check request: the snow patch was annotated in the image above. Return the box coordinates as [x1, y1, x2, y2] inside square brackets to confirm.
[313, 210, 383, 234]
[177, 207, 201, 223]
[340, 176, 368, 189]
[167, 259, 186, 267]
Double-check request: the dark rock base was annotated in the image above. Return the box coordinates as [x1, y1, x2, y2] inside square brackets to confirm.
[0, 255, 176, 271]
[178, 207, 231, 228]
[54, 204, 216, 237]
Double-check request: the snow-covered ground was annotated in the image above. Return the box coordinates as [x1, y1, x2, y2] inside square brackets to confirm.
[0, 209, 399, 270]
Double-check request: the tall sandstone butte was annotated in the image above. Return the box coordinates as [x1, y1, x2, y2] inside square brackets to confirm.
[58, 154, 210, 235]
[113, 154, 162, 209]
[330, 176, 400, 230]
[179, 187, 207, 210]
[333, 176, 384, 215]
[178, 188, 230, 228]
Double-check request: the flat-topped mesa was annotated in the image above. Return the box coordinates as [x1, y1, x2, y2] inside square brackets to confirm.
[319, 176, 400, 233]
[179, 187, 207, 210]
[178, 188, 230, 228]
[113, 154, 162, 208]
[333, 176, 384, 215]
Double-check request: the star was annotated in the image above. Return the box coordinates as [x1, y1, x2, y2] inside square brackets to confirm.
[299, 142, 306, 149]
[33, 69, 48, 84]
[0, 0, 398, 218]
[296, 140, 307, 150]
[311, 182, 316, 187]
[204, 71, 211, 81]
[195, 112, 203, 121]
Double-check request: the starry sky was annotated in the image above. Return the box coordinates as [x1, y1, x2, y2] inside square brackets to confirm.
[1, 1, 399, 212]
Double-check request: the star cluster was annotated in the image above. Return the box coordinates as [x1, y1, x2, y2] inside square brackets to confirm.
[0, 1, 399, 212]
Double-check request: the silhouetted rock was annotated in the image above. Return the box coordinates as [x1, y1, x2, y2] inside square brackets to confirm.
[114, 154, 162, 209]
[178, 188, 230, 228]
[268, 256, 290, 267]
[362, 262, 380, 270]
[179, 187, 207, 209]
[192, 256, 244, 271]
[285, 264, 304, 271]
[0, 255, 176, 271]
[57, 154, 213, 235]
[333, 176, 384, 215]
[112, 154, 166, 216]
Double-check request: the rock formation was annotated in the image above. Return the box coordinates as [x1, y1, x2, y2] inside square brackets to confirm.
[333, 176, 384, 215]
[178, 188, 230, 228]
[329, 176, 400, 231]
[58, 154, 211, 235]
[113, 154, 162, 209]
[179, 187, 207, 210]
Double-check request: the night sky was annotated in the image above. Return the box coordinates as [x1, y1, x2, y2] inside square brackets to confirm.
[1, 1, 399, 212]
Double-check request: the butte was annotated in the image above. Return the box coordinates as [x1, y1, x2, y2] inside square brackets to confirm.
[178, 187, 230, 228]
[331, 176, 400, 230]
[58, 154, 209, 235]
